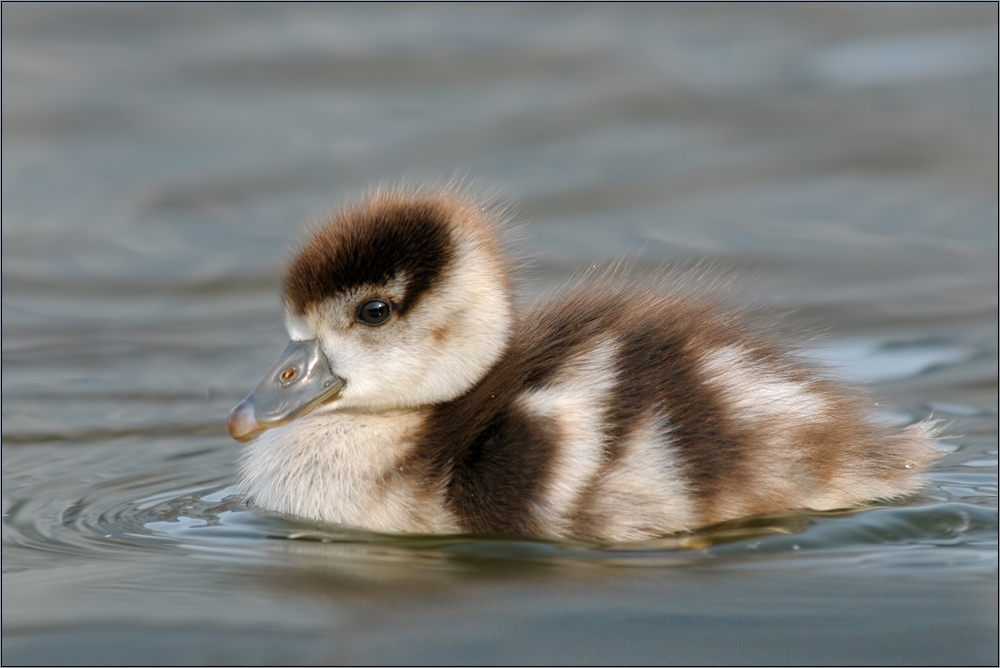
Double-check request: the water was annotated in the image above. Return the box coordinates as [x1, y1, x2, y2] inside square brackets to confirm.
[3, 4, 997, 665]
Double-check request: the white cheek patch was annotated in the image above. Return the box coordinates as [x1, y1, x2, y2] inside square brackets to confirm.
[517, 337, 618, 536]
[314, 323, 445, 411]
[310, 328, 376, 404]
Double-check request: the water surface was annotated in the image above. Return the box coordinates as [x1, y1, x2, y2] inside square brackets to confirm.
[3, 4, 997, 665]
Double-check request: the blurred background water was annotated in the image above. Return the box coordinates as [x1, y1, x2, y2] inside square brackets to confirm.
[2, 4, 997, 665]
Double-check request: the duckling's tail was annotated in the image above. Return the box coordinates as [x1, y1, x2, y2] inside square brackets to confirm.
[874, 418, 945, 498]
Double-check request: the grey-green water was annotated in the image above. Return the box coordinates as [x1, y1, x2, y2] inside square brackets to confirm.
[2, 4, 997, 665]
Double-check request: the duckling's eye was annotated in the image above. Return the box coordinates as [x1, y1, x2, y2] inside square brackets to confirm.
[357, 299, 391, 326]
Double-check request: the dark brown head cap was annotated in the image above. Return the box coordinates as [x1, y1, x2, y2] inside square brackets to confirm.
[284, 190, 477, 316]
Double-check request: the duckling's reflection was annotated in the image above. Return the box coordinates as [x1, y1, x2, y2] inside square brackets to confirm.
[224, 503, 850, 589]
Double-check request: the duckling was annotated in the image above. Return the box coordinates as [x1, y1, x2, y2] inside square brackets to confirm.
[228, 188, 938, 541]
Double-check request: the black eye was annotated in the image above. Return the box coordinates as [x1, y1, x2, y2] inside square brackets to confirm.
[357, 299, 391, 326]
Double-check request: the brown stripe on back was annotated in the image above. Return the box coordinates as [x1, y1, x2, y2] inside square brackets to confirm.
[437, 405, 557, 535]
[410, 300, 601, 534]
[412, 284, 768, 534]
[552, 287, 760, 522]
[284, 192, 457, 316]
[609, 309, 748, 514]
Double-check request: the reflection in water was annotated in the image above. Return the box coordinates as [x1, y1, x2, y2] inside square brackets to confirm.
[2, 3, 997, 665]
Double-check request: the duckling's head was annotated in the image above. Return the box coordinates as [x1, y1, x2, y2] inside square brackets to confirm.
[228, 189, 513, 442]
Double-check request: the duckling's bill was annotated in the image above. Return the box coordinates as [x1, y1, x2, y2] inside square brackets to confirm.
[228, 339, 346, 442]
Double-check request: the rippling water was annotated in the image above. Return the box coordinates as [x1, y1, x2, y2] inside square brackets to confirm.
[3, 4, 997, 665]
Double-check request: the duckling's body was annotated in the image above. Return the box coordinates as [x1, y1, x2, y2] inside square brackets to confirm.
[231, 189, 937, 541]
